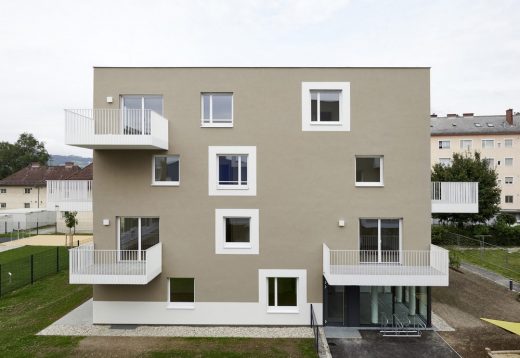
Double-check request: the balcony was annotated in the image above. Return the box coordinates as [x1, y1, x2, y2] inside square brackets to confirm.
[431, 181, 478, 213]
[64, 109, 169, 150]
[69, 242, 162, 285]
[323, 244, 449, 286]
[47, 180, 92, 212]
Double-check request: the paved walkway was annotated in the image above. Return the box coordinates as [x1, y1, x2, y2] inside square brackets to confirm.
[0, 234, 92, 247]
[38, 299, 313, 338]
[461, 263, 519, 292]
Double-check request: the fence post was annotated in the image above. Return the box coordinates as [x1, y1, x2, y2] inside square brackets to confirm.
[77, 240, 79, 247]
[56, 246, 60, 273]
[0, 263, 2, 297]
[30, 255, 34, 284]
[36, 220, 39, 235]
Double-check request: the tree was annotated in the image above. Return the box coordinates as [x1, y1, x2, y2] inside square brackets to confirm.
[432, 151, 501, 225]
[0, 133, 50, 179]
[64, 211, 78, 247]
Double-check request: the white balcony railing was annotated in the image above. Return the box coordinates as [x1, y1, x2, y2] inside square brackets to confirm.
[69, 242, 162, 285]
[47, 180, 92, 212]
[64, 109, 169, 150]
[323, 244, 449, 286]
[431, 181, 479, 213]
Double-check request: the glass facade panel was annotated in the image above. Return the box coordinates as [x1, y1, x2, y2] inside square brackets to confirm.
[381, 219, 400, 262]
[359, 219, 378, 262]
[141, 218, 160, 250]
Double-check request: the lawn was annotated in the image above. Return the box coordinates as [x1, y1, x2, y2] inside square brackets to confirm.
[0, 246, 67, 264]
[0, 272, 316, 357]
[452, 248, 520, 282]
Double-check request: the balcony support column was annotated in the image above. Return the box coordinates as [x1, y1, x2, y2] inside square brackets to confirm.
[371, 286, 378, 324]
[409, 286, 416, 316]
[396, 286, 402, 302]
[419, 286, 427, 317]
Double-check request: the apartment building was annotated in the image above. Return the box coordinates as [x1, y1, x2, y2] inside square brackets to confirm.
[65, 67, 477, 327]
[0, 162, 79, 210]
[431, 110, 520, 221]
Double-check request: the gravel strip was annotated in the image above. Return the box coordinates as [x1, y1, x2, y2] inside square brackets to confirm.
[38, 324, 314, 338]
[432, 312, 455, 332]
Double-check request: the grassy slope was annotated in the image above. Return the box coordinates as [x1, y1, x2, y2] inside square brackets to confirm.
[454, 249, 520, 282]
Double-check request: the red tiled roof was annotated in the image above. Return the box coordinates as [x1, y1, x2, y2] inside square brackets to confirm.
[66, 163, 93, 180]
[0, 163, 81, 186]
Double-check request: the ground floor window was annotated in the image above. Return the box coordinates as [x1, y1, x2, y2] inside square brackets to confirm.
[168, 278, 195, 309]
[268, 277, 297, 307]
[259, 269, 306, 313]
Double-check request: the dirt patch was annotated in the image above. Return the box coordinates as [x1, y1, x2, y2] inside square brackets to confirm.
[433, 268, 520, 357]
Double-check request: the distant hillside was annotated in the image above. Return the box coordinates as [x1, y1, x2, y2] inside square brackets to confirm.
[49, 155, 92, 168]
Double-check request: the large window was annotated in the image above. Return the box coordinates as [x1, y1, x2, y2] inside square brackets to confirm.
[201, 93, 233, 127]
[356, 156, 383, 186]
[301, 82, 350, 132]
[359, 219, 401, 263]
[121, 95, 163, 135]
[482, 139, 494, 149]
[215, 209, 259, 254]
[460, 140, 472, 150]
[209, 146, 257, 196]
[168, 278, 195, 309]
[153, 155, 180, 185]
[118, 217, 159, 259]
[438, 140, 450, 149]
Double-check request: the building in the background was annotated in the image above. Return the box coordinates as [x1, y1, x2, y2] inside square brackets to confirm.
[431, 109, 520, 221]
[47, 163, 93, 233]
[0, 162, 80, 210]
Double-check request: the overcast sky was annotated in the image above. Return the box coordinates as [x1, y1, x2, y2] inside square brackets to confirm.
[1, 0, 519, 157]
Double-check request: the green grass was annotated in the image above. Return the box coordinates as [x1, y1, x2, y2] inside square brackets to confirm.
[452, 248, 520, 282]
[0, 271, 92, 358]
[0, 246, 66, 264]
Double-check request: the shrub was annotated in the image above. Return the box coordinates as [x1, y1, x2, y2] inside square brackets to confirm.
[449, 250, 461, 269]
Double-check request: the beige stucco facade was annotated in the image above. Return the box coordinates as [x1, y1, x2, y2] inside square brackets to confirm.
[91, 67, 432, 306]
[0, 186, 46, 210]
[431, 133, 520, 216]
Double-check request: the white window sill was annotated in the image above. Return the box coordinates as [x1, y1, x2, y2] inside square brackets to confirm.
[309, 122, 342, 126]
[217, 185, 249, 190]
[152, 181, 180, 187]
[223, 243, 252, 249]
[267, 307, 299, 314]
[201, 122, 233, 128]
[166, 303, 195, 310]
[355, 182, 384, 187]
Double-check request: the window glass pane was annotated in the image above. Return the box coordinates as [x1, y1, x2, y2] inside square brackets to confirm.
[155, 156, 179, 182]
[202, 94, 211, 122]
[122, 96, 141, 110]
[212, 94, 232, 122]
[359, 219, 378, 263]
[311, 91, 318, 122]
[268, 278, 275, 306]
[277, 278, 297, 306]
[319, 91, 340, 122]
[120, 217, 139, 251]
[141, 218, 159, 250]
[240, 155, 248, 185]
[356, 157, 381, 183]
[122, 96, 143, 135]
[218, 155, 239, 185]
[225, 217, 250, 243]
[170, 278, 194, 302]
[143, 96, 163, 115]
[381, 219, 400, 262]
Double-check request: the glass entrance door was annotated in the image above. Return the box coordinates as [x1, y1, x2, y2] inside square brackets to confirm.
[121, 95, 163, 135]
[326, 286, 344, 325]
[359, 219, 401, 263]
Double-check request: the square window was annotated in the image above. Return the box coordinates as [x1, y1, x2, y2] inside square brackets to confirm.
[153, 155, 180, 185]
[484, 158, 495, 169]
[215, 209, 259, 254]
[24, 203, 30, 208]
[505, 195, 514, 203]
[505, 158, 513, 166]
[24, 188, 31, 194]
[201, 93, 233, 127]
[268, 277, 297, 307]
[209, 146, 256, 196]
[505, 177, 514, 184]
[0, 188, 6, 194]
[0, 203, 5, 208]
[356, 156, 383, 186]
[259, 269, 306, 314]
[482, 139, 494, 148]
[302, 82, 350, 131]
[169, 278, 195, 308]
[460, 140, 472, 150]
[439, 158, 452, 166]
[505, 139, 513, 148]
[438, 141, 450, 149]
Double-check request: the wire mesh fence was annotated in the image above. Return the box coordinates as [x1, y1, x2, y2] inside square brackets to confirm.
[0, 219, 58, 243]
[0, 247, 69, 297]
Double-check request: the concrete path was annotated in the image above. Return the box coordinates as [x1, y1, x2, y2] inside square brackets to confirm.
[0, 234, 92, 247]
[461, 263, 519, 292]
[324, 327, 362, 339]
[38, 299, 313, 338]
[0, 244, 23, 253]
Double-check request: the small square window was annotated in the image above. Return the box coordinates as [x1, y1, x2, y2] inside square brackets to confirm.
[439, 158, 452, 167]
[153, 155, 180, 185]
[505, 195, 514, 203]
[438, 141, 450, 149]
[356, 156, 383, 186]
[484, 158, 495, 169]
[168, 278, 195, 308]
[225, 217, 250, 243]
[218, 155, 247, 187]
[0, 203, 6, 208]
[505, 177, 514, 184]
[460, 140, 472, 150]
[209, 146, 256, 196]
[201, 93, 233, 127]
[505, 158, 513, 166]
[0, 188, 6, 194]
[482, 139, 494, 149]
[302, 82, 350, 132]
[311, 90, 340, 122]
[268, 277, 297, 307]
[505, 139, 513, 148]
[24, 203, 30, 208]
[24, 188, 31, 194]
[215, 209, 259, 254]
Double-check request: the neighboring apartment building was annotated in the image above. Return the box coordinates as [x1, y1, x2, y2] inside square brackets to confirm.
[0, 162, 80, 210]
[431, 110, 520, 221]
[65, 67, 477, 327]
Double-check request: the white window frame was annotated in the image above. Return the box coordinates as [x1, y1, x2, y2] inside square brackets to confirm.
[505, 177, 514, 184]
[301, 82, 350, 132]
[201, 93, 233, 128]
[167, 277, 195, 310]
[152, 155, 180, 186]
[460, 139, 472, 150]
[438, 140, 450, 149]
[482, 139, 494, 149]
[505, 195, 514, 204]
[505, 139, 513, 148]
[355, 156, 384, 187]
[208, 146, 257, 196]
[505, 157, 513, 166]
[259, 269, 306, 314]
[215, 209, 259, 254]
